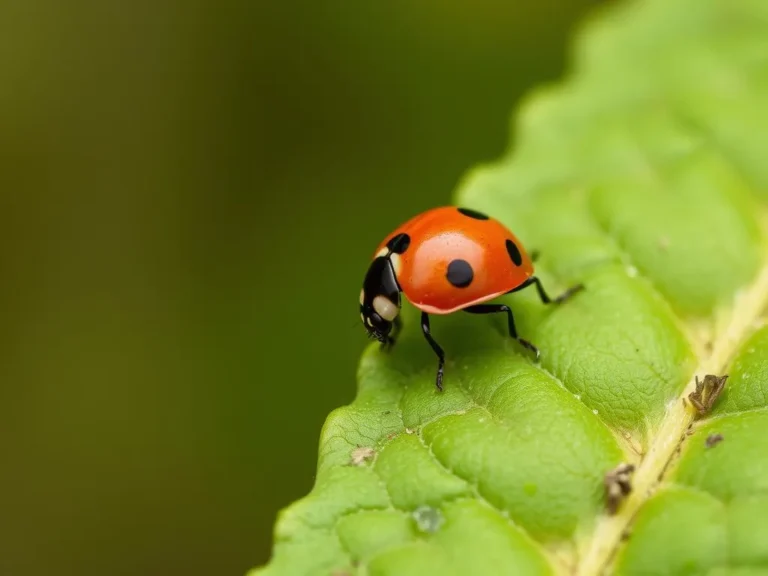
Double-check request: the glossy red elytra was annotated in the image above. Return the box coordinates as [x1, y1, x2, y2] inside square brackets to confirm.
[359, 206, 583, 391]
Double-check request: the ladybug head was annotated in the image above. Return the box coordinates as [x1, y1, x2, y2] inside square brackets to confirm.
[360, 256, 401, 343]
[361, 301, 395, 342]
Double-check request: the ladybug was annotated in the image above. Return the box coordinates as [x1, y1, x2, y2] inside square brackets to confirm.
[359, 206, 583, 390]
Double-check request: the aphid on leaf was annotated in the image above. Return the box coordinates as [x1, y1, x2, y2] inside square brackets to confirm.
[604, 463, 635, 515]
[705, 433, 724, 449]
[688, 374, 727, 415]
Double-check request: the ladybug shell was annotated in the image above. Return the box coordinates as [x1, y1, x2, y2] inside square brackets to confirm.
[375, 206, 534, 314]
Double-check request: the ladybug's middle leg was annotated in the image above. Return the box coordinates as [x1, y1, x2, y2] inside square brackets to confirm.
[420, 312, 445, 391]
[463, 304, 540, 360]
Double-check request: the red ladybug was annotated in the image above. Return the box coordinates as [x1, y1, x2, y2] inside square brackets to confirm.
[359, 206, 583, 390]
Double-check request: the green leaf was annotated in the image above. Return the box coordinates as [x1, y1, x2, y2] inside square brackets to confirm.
[251, 0, 768, 574]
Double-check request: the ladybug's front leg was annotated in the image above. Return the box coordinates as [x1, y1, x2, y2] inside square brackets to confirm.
[381, 315, 402, 351]
[420, 312, 445, 391]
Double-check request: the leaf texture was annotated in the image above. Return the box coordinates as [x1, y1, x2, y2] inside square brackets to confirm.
[252, 0, 768, 574]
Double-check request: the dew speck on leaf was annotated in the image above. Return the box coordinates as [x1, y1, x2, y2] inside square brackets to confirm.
[413, 506, 445, 534]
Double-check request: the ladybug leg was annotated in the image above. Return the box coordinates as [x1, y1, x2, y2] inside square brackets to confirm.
[382, 315, 403, 350]
[392, 315, 402, 341]
[463, 304, 540, 361]
[420, 312, 445, 391]
[508, 276, 584, 305]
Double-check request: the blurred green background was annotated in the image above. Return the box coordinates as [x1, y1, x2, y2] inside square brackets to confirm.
[0, 1, 601, 575]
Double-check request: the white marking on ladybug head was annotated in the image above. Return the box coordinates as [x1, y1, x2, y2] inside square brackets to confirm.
[389, 253, 402, 277]
[359, 289, 365, 306]
[376, 247, 388, 258]
[373, 295, 399, 322]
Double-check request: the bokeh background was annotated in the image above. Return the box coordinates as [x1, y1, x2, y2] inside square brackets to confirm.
[0, 1, 602, 575]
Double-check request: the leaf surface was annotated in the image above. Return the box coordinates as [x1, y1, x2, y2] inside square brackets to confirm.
[252, 0, 768, 574]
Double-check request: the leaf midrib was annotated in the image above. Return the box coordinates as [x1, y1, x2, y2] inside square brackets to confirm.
[576, 255, 768, 575]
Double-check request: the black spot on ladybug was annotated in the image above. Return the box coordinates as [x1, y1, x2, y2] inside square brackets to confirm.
[387, 233, 411, 254]
[446, 259, 474, 288]
[506, 239, 523, 267]
[457, 207, 489, 220]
